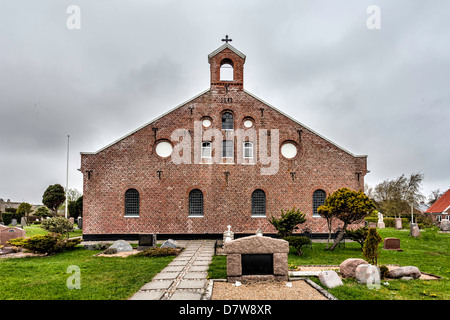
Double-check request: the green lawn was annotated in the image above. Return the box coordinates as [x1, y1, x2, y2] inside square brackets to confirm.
[0, 247, 174, 300]
[208, 228, 450, 300]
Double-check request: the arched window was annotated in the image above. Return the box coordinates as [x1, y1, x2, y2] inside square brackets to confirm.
[222, 112, 233, 130]
[220, 58, 234, 81]
[125, 189, 139, 216]
[252, 189, 266, 216]
[189, 189, 203, 216]
[313, 189, 326, 217]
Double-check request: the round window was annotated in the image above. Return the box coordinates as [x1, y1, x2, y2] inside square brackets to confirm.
[243, 119, 253, 128]
[281, 142, 297, 159]
[202, 119, 212, 128]
[155, 141, 173, 158]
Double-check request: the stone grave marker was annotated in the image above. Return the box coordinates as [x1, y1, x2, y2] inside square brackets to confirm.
[383, 237, 402, 251]
[394, 218, 402, 229]
[77, 217, 83, 229]
[137, 233, 157, 251]
[224, 235, 289, 283]
[11, 219, 17, 226]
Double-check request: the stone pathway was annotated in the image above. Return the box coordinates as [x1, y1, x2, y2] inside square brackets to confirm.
[129, 239, 216, 300]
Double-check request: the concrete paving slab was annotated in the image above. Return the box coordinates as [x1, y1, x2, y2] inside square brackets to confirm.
[188, 265, 209, 272]
[184, 272, 208, 279]
[169, 291, 203, 300]
[152, 272, 180, 280]
[163, 265, 185, 272]
[141, 280, 173, 290]
[129, 290, 164, 300]
[177, 280, 207, 289]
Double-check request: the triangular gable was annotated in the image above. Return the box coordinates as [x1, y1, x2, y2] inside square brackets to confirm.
[426, 189, 450, 213]
[208, 43, 246, 63]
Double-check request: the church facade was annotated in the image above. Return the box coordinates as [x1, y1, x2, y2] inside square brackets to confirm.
[81, 40, 368, 240]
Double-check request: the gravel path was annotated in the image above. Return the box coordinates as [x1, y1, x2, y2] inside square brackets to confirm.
[211, 279, 328, 300]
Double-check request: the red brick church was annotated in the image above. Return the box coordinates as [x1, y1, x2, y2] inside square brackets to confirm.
[81, 38, 368, 240]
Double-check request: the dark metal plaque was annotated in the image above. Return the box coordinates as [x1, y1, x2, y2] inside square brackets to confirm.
[241, 254, 274, 275]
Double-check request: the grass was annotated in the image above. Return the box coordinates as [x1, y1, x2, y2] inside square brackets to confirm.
[0, 247, 174, 300]
[207, 228, 450, 300]
[5, 224, 83, 238]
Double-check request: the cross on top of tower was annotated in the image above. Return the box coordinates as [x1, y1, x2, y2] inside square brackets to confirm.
[221, 35, 232, 43]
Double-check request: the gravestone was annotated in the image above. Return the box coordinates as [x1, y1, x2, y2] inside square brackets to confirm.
[20, 217, 27, 228]
[410, 225, 420, 237]
[377, 212, 385, 228]
[394, 218, 402, 229]
[69, 217, 75, 225]
[383, 237, 402, 251]
[0, 225, 26, 246]
[77, 217, 83, 229]
[11, 219, 17, 226]
[109, 240, 133, 253]
[137, 233, 157, 251]
[224, 235, 289, 282]
[223, 225, 234, 248]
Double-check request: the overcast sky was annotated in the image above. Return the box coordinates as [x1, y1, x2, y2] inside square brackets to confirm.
[1, 0, 449, 205]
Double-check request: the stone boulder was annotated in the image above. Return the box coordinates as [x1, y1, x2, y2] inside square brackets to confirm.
[388, 266, 421, 279]
[440, 220, 450, 231]
[161, 239, 178, 249]
[355, 264, 380, 285]
[339, 258, 368, 278]
[109, 240, 133, 253]
[318, 270, 343, 289]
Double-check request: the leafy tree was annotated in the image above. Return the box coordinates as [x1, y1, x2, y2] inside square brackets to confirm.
[16, 202, 32, 218]
[68, 195, 83, 219]
[373, 173, 425, 218]
[42, 184, 66, 217]
[316, 204, 335, 249]
[269, 207, 306, 238]
[428, 189, 444, 206]
[318, 188, 375, 251]
[35, 206, 51, 219]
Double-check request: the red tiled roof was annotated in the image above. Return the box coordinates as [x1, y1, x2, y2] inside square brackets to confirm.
[426, 189, 450, 213]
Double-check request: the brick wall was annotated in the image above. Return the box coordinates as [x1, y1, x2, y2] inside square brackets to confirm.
[81, 44, 367, 238]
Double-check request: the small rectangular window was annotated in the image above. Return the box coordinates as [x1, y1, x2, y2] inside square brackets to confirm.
[244, 142, 253, 159]
[202, 142, 211, 158]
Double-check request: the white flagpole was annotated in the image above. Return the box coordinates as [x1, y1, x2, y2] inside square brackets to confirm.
[65, 134, 70, 219]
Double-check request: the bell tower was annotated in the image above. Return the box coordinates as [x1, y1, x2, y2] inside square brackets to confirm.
[208, 36, 246, 92]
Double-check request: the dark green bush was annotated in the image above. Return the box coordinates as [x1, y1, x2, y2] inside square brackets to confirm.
[379, 265, 389, 279]
[41, 217, 74, 236]
[269, 207, 306, 238]
[285, 236, 311, 255]
[7, 233, 81, 254]
[362, 228, 383, 265]
[136, 247, 179, 257]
